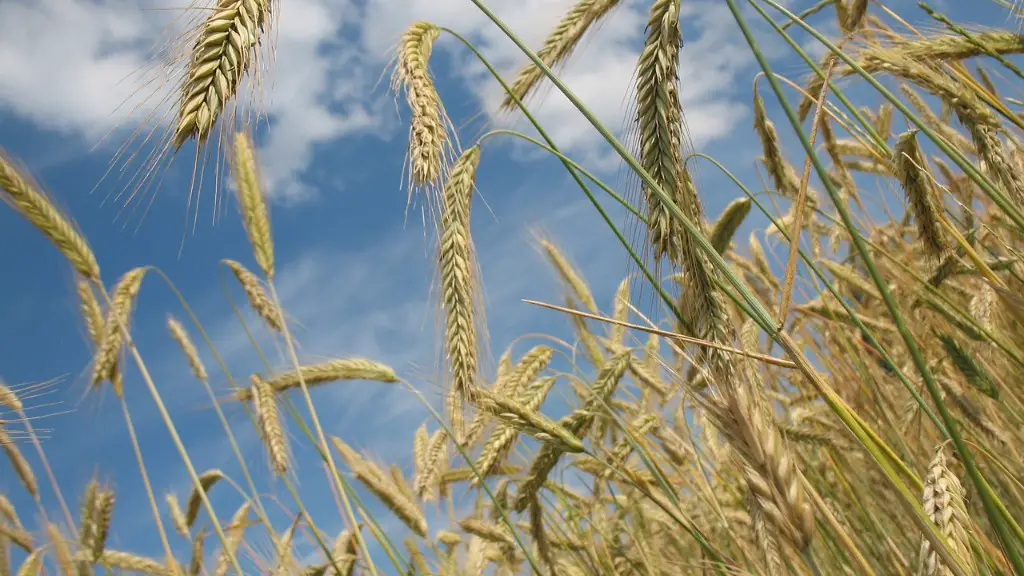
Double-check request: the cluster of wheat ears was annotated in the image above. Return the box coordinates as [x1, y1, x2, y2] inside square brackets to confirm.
[2, 0, 1024, 574]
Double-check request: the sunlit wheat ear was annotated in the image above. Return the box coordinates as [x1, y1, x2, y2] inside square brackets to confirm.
[962, 115, 1024, 209]
[17, 548, 43, 576]
[76, 280, 105, 346]
[0, 151, 100, 282]
[918, 445, 976, 576]
[331, 437, 428, 538]
[253, 359, 399, 398]
[188, 526, 207, 576]
[166, 493, 190, 538]
[46, 525, 74, 576]
[459, 518, 514, 548]
[87, 488, 115, 562]
[77, 280, 123, 394]
[513, 351, 629, 511]
[709, 198, 752, 254]
[462, 344, 554, 447]
[501, 0, 623, 111]
[330, 528, 359, 575]
[185, 470, 224, 530]
[632, 0, 697, 266]
[415, 429, 448, 500]
[92, 268, 148, 397]
[391, 22, 453, 216]
[80, 550, 168, 575]
[167, 315, 208, 381]
[893, 130, 951, 262]
[251, 376, 289, 475]
[899, 84, 975, 154]
[231, 131, 274, 279]
[753, 87, 805, 202]
[0, 384, 21, 413]
[439, 145, 483, 443]
[537, 237, 599, 314]
[0, 427, 36, 499]
[215, 502, 251, 576]
[223, 258, 283, 331]
[474, 376, 557, 482]
[174, 0, 271, 150]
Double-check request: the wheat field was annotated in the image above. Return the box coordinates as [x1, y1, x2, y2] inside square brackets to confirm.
[2, 0, 1024, 574]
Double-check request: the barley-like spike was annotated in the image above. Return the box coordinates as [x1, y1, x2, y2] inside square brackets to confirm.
[166, 493, 189, 538]
[415, 429, 448, 499]
[89, 550, 172, 576]
[223, 259, 284, 331]
[537, 237, 599, 315]
[252, 377, 289, 474]
[0, 430, 36, 498]
[633, 0, 702, 268]
[893, 130, 951, 261]
[174, 0, 271, 148]
[474, 390, 584, 453]
[189, 527, 207, 576]
[938, 334, 998, 399]
[501, 0, 623, 110]
[185, 469, 225, 529]
[214, 502, 250, 576]
[513, 351, 629, 511]
[15, 549, 42, 576]
[709, 198, 753, 254]
[167, 316, 208, 382]
[391, 22, 452, 202]
[439, 146, 483, 442]
[77, 280, 105, 346]
[918, 445, 976, 576]
[332, 437, 428, 537]
[0, 151, 100, 281]
[236, 359, 398, 401]
[473, 376, 557, 483]
[91, 488, 115, 560]
[231, 131, 274, 279]
[91, 268, 148, 393]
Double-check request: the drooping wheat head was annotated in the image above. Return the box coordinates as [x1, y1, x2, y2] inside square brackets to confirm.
[500, 0, 623, 111]
[174, 0, 272, 150]
[439, 146, 483, 442]
[391, 22, 453, 216]
[0, 151, 100, 282]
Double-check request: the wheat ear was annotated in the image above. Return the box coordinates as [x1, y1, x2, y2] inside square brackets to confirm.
[231, 131, 274, 278]
[0, 150, 100, 281]
[439, 146, 483, 442]
[501, 0, 623, 110]
[392, 22, 451, 202]
[174, 0, 271, 148]
[893, 130, 951, 261]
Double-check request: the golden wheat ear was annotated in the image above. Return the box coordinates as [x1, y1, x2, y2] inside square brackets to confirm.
[174, 0, 272, 149]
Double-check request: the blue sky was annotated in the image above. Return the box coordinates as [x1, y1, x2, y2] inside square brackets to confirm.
[0, 0, 1007, 570]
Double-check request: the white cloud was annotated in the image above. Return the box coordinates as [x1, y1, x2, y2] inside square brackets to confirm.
[1, 0, 759, 205]
[0, 0, 155, 137]
[0, 0, 385, 204]
[357, 0, 754, 160]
